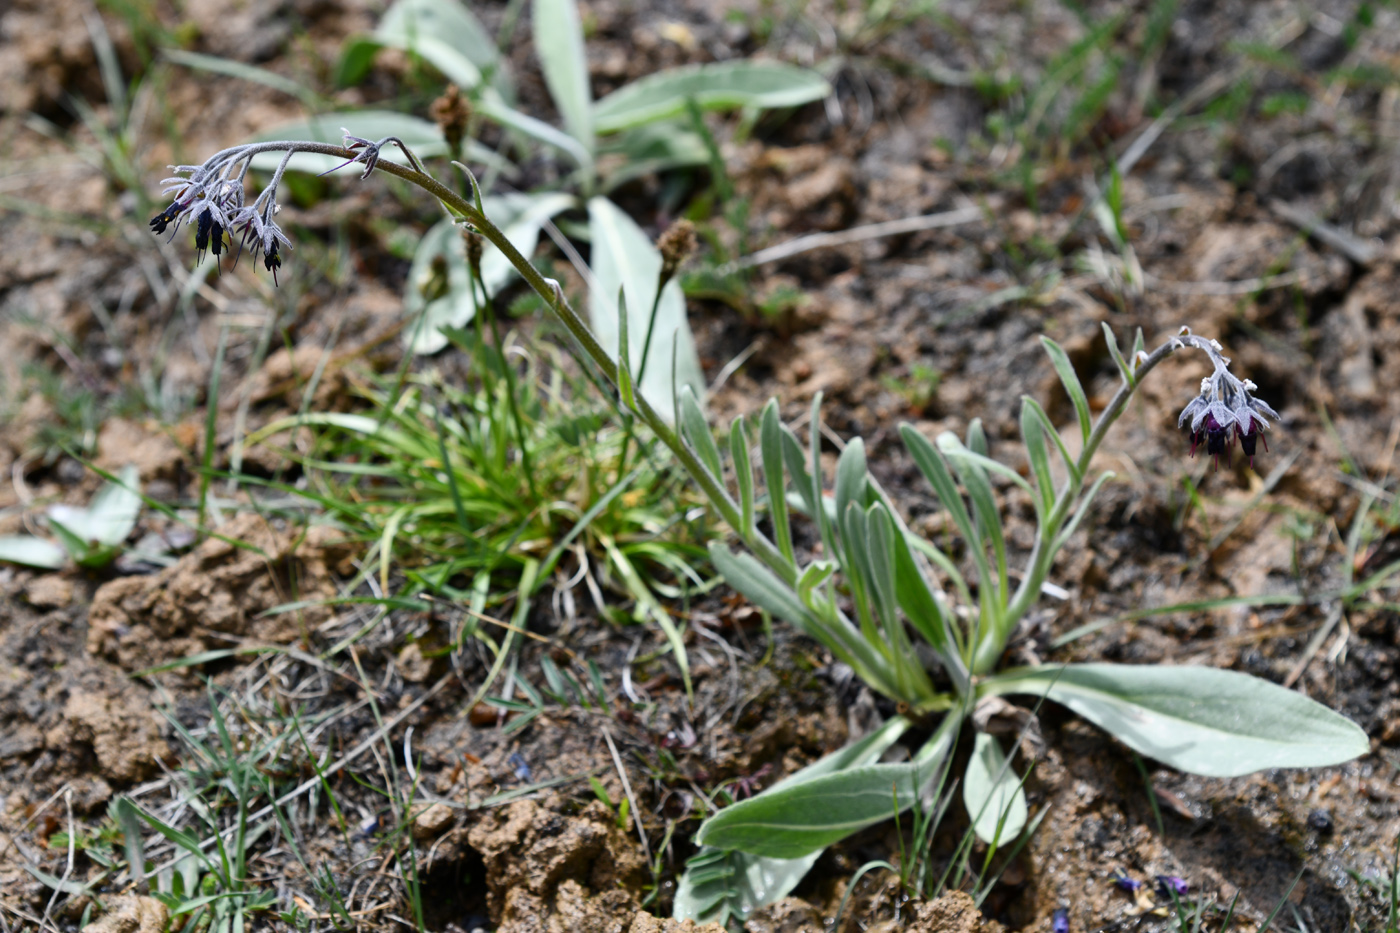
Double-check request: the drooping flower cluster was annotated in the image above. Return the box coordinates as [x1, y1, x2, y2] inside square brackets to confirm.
[1173, 331, 1280, 470]
[150, 131, 427, 284]
[150, 149, 293, 283]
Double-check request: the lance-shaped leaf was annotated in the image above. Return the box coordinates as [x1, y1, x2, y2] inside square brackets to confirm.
[696, 715, 958, 859]
[709, 543, 898, 698]
[532, 0, 594, 154]
[760, 401, 794, 565]
[0, 536, 66, 569]
[680, 387, 723, 483]
[1102, 322, 1135, 387]
[731, 415, 754, 535]
[594, 61, 831, 133]
[675, 717, 911, 925]
[980, 663, 1369, 777]
[963, 732, 1028, 845]
[374, 0, 508, 94]
[1040, 336, 1092, 446]
[901, 424, 993, 595]
[588, 196, 704, 418]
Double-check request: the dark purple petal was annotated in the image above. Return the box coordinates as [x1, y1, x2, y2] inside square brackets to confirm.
[1156, 875, 1189, 898]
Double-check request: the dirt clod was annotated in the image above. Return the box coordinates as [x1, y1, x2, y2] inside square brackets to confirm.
[468, 798, 647, 920]
[744, 897, 826, 933]
[86, 512, 342, 671]
[46, 690, 166, 785]
[80, 894, 168, 933]
[906, 892, 1006, 933]
[412, 801, 455, 839]
[23, 574, 72, 610]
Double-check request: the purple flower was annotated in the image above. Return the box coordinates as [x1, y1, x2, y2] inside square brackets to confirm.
[1177, 364, 1279, 471]
[1052, 907, 1069, 933]
[1156, 875, 1189, 898]
[1111, 868, 1142, 893]
[230, 203, 292, 285]
[148, 201, 182, 235]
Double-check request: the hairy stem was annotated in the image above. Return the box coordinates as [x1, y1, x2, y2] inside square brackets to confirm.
[245, 142, 794, 583]
[972, 336, 1185, 674]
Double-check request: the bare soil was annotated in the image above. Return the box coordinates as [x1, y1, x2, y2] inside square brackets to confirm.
[3, 0, 1400, 931]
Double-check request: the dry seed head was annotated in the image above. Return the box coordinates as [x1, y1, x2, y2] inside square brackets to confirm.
[462, 228, 484, 275]
[657, 219, 697, 282]
[430, 84, 472, 157]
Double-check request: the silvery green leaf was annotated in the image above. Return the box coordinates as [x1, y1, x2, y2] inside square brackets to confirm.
[887, 526, 953, 660]
[163, 50, 317, 106]
[1020, 397, 1081, 486]
[675, 718, 911, 925]
[594, 61, 831, 133]
[1102, 322, 1135, 386]
[796, 561, 836, 617]
[841, 501, 878, 642]
[695, 717, 957, 859]
[731, 416, 754, 535]
[710, 544, 893, 695]
[402, 218, 475, 355]
[49, 465, 141, 550]
[865, 504, 900, 642]
[963, 733, 1028, 846]
[780, 425, 815, 520]
[597, 121, 709, 190]
[406, 194, 572, 354]
[375, 0, 508, 94]
[0, 536, 66, 570]
[867, 504, 934, 700]
[946, 434, 1009, 597]
[674, 848, 820, 927]
[87, 464, 142, 546]
[1053, 470, 1114, 552]
[981, 663, 1369, 777]
[833, 438, 867, 561]
[935, 432, 1035, 496]
[532, 0, 594, 155]
[900, 424, 991, 590]
[808, 395, 837, 559]
[1020, 397, 1055, 517]
[478, 90, 592, 168]
[680, 388, 722, 482]
[760, 401, 794, 565]
[1040, 337, 1092, 446]
[587, 196, 703, 418]
[476, 191, 575, 296]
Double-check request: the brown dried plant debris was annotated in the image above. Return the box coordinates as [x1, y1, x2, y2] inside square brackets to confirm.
[86, 512, 346, 671]
[79, 894, 169, 933]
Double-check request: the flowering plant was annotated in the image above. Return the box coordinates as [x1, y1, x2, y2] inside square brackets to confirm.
[150, 131, 1367, 927]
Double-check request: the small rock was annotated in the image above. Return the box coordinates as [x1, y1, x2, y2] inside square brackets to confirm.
[1307, 808, 1333, 834]
[0, 724, 42, 761]
[626, 912, 727, 933]
[412, 802, 455, 839]
[25, 574, 73, 609]
[397, 641, 434, 683]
